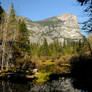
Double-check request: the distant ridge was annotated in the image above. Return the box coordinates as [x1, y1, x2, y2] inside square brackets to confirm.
[18, 13, 83, 44]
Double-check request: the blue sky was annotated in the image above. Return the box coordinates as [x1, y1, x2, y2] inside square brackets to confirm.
[1, 0, 86, 22]
[1, 0, 88, 35]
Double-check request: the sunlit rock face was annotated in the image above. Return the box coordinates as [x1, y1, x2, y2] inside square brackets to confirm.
[18, 13, 83, 44]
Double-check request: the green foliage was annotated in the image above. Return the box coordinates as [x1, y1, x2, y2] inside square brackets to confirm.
[8, 3, 17, 41]
[77, 36, 92, 56]
[0, 3, 5, 24]
[0, 3, 4, 15]
[29, 38, 80, 58]
[48, 39, 62, 56]
[36, 72, 50, 83]
[17, 20, 31, 53]
[37, 38, 50, 57]
[13, 19, 31, 68]
[9, 3, 16, 22]
[34, 17, 63, 27]
[41, 38, 50, 56]
[0, 3, 84, 74]
[30, 43, 40, 57]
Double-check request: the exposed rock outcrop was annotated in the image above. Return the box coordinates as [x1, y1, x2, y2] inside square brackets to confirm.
[19, 13, 83, 44]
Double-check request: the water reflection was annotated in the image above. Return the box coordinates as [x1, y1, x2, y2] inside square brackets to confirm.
[30, 77, 80, 92]
[70, 55, 92, 92]
[0, 77, 83, 92]
[0, 80, 31, 92]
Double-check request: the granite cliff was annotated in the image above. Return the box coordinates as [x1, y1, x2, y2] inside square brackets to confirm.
[18, 13, 83, 44]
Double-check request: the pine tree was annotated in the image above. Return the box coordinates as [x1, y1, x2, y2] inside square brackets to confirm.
[63, 39, 66, 48]
[8, 3, 17, 41]
[17, 19, 30, 53]
[0, 2, 5, 40]
[1, 3, 17, 70]
[52, 39, 57, 56]
[41, 38, 50, 56]
[0, 2, 5, 70]
[3, 3, 18, 70]
[9, 3, 16, 22]
[13, 19, 31, 69]
[0, 2, 5, 24]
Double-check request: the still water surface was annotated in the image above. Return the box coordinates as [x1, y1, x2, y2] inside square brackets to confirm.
[0, 77, 87, 92]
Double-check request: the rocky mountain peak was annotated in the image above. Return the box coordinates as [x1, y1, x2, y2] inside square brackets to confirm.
[19, 13, 83, 44]
[57, 13, 77, 20]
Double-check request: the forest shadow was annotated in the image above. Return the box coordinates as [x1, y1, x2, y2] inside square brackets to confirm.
[48, 73, 71, 82]
[70, 55, 92, 92]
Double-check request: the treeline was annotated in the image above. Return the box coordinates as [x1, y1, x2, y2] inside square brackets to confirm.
[30, 38, 82, 57]
[0, 3, 85, 71]
[0, 3, 32, 70]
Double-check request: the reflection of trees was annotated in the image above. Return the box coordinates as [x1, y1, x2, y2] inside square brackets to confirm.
[0, 78, 80, 92]
[70, 35, 92, 91]
[70, 55, 92, 92]
[30, 78, 80, 92]
[0, 81, 31, 92]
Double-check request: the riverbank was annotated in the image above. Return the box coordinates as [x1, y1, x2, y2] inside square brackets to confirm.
[0, 70, 71, 84]
[0, 54, 72, 83]
[0, 71, 71, 84]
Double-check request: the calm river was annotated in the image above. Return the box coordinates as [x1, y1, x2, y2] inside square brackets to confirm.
[0, 77, 88, 92]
